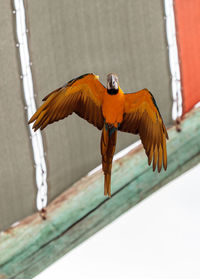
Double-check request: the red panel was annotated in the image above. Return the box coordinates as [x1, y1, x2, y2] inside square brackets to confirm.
[174, 0, 200, 114]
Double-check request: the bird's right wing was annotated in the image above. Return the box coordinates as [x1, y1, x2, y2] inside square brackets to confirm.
[28, 73, 106, 131]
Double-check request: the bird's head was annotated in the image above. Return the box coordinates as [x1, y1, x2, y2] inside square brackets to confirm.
[107, 73, 119, 90]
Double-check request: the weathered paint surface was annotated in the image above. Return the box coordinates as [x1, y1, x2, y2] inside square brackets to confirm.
[0, 108, 199, 279]
[174, 0, 200, 113]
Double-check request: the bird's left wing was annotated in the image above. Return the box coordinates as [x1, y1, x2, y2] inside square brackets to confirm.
[28, 73, 105, 131]
[119, 89, 168, 172]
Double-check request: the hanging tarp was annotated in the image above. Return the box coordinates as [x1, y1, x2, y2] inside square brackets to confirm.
[0, 0, 173, 232]
[26, 0, 172, 202]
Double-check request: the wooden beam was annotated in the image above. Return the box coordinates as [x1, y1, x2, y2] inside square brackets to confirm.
[0, 108, 200, 279]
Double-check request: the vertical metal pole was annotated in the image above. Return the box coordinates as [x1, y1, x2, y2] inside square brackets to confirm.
[13, 0, 48, 212]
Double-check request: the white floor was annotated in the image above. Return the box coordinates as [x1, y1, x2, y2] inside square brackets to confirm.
[35, 164, 200, 279]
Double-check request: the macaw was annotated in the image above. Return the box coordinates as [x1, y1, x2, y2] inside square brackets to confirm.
[29, 73, 168, 197]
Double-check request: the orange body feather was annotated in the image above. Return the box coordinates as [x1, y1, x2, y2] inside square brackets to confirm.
[102, 87, 124, 127]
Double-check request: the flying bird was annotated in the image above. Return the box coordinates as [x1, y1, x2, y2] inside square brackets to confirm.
[29, 73, 168, 197]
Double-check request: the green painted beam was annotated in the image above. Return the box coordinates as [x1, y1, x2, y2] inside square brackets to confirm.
[0, 108, 200, 279]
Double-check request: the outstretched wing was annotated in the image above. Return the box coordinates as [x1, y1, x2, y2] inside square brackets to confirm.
[28, 73, 105, 131]
[119, 89, 168, 172]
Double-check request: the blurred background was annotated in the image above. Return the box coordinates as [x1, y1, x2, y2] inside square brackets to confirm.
[0, 0, 200, 278]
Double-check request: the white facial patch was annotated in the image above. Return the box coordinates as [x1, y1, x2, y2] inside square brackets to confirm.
[112, 79, 118, 90]
[107, 74, 119, 90]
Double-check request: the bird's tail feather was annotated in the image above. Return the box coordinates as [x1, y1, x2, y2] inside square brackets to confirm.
[101, 124, 117, 197]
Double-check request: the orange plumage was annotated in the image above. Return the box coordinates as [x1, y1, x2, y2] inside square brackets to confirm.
[29, 73, 168, 197]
